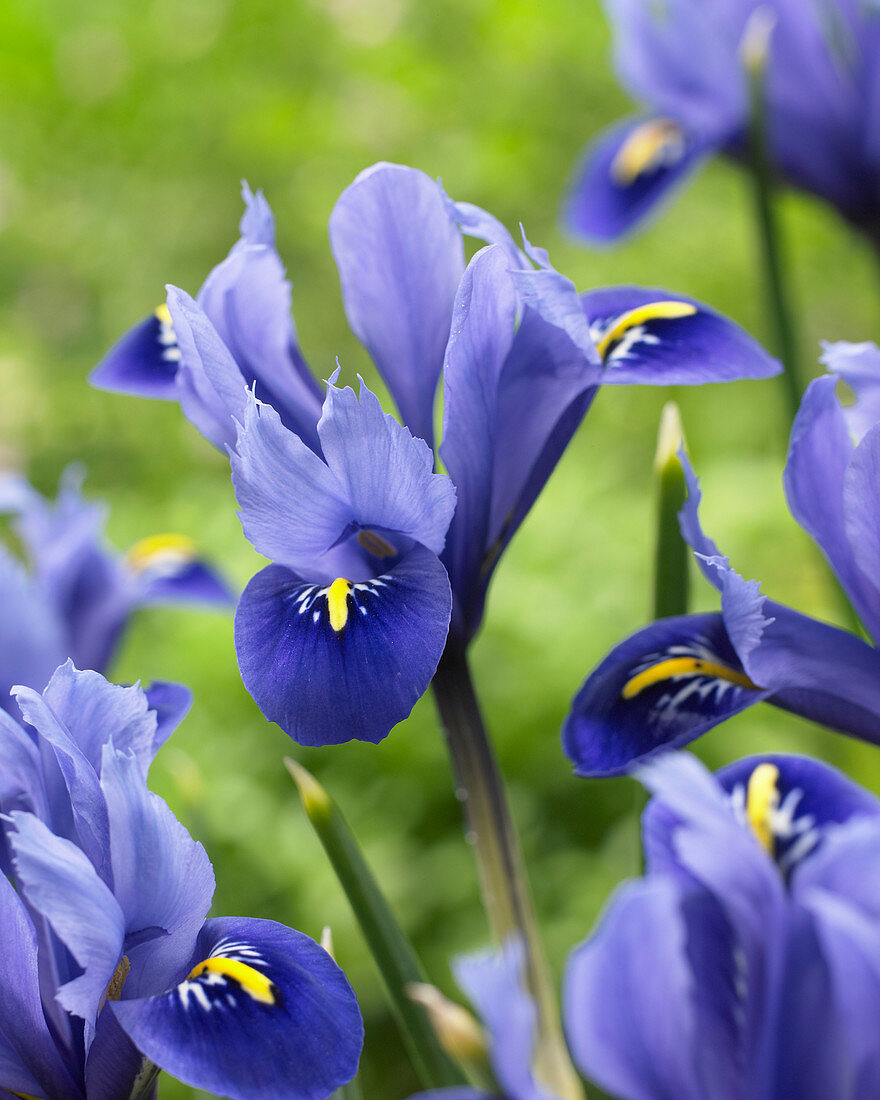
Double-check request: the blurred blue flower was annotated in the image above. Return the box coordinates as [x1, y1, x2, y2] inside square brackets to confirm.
[565, 751, 880, 1099]
[0, 661, 363, 1100]
[92, 162, 779, 742]
[0, 466, 232, 705]
[564, 341, 880, 776]
[564, 0, 880, 243]
[409, 939, 561, 1100]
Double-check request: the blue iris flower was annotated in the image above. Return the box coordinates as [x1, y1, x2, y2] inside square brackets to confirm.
[92, 162, 779, 745]
[0, 661, 363, 1100]
[0, 467, 232, 709]
[564, 0, 880, 243]
[563, 340, 880, 777]
[565, 751, 880, 1099]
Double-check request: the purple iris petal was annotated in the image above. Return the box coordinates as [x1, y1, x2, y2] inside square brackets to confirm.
[820, 341, 880, 441]
[564, 116, 712, 243]
[582, 286, 780, 385]
[100, 744, 215, 997]
[562, 612, 768, 778]
[0, 544, 66, 711]
[110, 916, 363, 1100]
[235, 546, 451, 746]
[143, 681, 193, 756]
[89, 311, 181, 399]
[329, 162, 465, 447]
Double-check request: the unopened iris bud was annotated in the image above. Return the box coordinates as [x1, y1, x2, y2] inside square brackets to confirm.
[407, 982, 488, 1063]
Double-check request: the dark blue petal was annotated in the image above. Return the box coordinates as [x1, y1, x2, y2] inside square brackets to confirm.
[8, 811, 125, 1033]
[0, 871, 83, 1099]
[564, 116, 712, 243]
[136, 558, 235, 608]
[784, 373, 880, 639]
[110, 916, 363, 1100]
[582, 286, 780, 384]
[90, 309, 181, 400]
[234, 545, 451, 745]
[329, 162, 465, 446]
[143, 681, 192, 756]
[564, 878, 712, 1100]
[100, 744, 215, 997]
[562, 613, 767, 778]
[454, 940, 553, 1100]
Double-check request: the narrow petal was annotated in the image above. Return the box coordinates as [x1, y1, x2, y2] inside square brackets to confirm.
[110, 916, 363, 1100]
[0, 872, 83, 1099]
[819, 340, 880, 442]
[9, 812, 125, 1028]
[582, 286, 780, 384]
[90, 309, 182, 399]
[167, 286, 250, 450]
[329, 162, 465, 445]
[784, 374, 880, 638]
[564, 878, 708, 1100]
[454, 940, 554, 1100]
[562, 613, 767, 778]
[234, 546, 451, 746]
[563, 116, 711, 243]
[230, 392, 351, 571]
[318, 378, 456, 557]
[843, 421, 880, 642]
[143, 681, 192, 756]
[100, 744, 215, 996]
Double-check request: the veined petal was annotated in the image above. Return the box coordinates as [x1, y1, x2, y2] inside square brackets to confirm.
[0, 872, 83, 1100]
[564, 878, 710, 1100]
[101, 744, 215, 997]
[582, 286, 780, 384]
[8, 812, 125, 1029]
[454, 940, 554, 1100]
[844, 421, 880, 642]
[168, 287, 250, 450]
[110, 916, 363, 1100]
[563, 116, 711, 243]
[784, 374, 880, 638]
[562, 613, 767, 778]
[234, 545, 451, 745]
[329, 162, 465, 446]
[318, 378, 456, 557]
[230, 391, 351, 571]
[196, 187, 323, 453]
[89, 308, 182, 400]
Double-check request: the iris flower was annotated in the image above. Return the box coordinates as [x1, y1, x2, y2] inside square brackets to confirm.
[564, 0, 880, 243]
[566, 751, 880, 1099]
[92, 163, 778, 745]
[563, 340, 880, 777]
[0, 467, 232, 705]
[0, 661, 363, 1100]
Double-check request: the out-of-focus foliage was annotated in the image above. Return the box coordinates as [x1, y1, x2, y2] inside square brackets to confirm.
[0, 1, 879, 1096]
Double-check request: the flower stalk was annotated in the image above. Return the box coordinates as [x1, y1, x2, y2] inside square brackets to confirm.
[744, 9, 801, 426]
[653, 402, 690, 620]
[431, 644, 585, 1100]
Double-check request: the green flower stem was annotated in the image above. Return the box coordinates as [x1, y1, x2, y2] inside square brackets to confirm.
[286, 759, 465, 1093]
[744, 14, 801, 426]
[653, 401, 690, 621]
[431, 644, 585, 1100]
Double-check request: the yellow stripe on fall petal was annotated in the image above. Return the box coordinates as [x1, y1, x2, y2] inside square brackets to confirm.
[187, 957, 279, 1005]
[746, 762, 780, 855]
[595, 301, 697, 361]
[127, 532, 197, 572]
[155, 302, 173, 326]
[610, 118, 685, 185]
[327, 578, 352, 632]
[622, 656, 758, 700]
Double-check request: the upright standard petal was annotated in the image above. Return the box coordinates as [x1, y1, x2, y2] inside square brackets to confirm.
[564, 116, 711, 243]
[329, 162, 465, 446]
[234, 545, 451, 745]
[562, 612, 767, 778]
[582, 286, 780, 384]
[110, 916, 364, 1100]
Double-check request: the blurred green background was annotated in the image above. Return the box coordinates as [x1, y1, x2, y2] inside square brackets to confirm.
[2, 0, 880, 1096]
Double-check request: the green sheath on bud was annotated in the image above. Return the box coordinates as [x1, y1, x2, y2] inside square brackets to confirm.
[285, 758, 465, 1092]
[653, 402, 690, 620]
